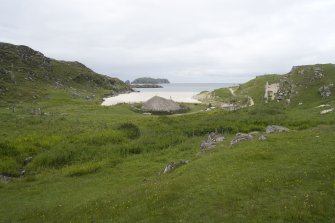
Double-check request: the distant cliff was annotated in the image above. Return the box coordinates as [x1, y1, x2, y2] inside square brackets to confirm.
[131, 77, 170, 84]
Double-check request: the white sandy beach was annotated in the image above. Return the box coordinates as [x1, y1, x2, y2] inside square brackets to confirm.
[102, 91, 201, 105]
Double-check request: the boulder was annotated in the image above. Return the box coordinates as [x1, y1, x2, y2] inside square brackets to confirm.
[258, 135, 267, 141]
[200, 132, 225, 150]
[31, 108, 42, 115]
[200, 141, 215, 150]
[215, 136, 225, 142]
[163, 162, 175, 173]
[162, 160, 189, 174]
[0, 174, 12, 183]
[207, 132, 225, 142]
[320, 108, 333, 114]
[23, 157, 33, 165]
[249, 131, 260, 135]
[319, 85, 332, 98]
[266, 125, 289, 134]
[207, 132, 217, 142]
[20, 169, 26, 176]
[230, 133, 253, 145]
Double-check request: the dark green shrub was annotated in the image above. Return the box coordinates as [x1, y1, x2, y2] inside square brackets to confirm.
[30, 147, 75, 169]
[62, 162, 102, 177]
[74, 131, 126, 146]
[118, 122, 141, 139]
[0, 141, 18, 157]
[0, 157, 19, 176]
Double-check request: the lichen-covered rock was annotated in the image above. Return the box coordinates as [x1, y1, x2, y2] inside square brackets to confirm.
[200, 132, 225, 151]
[31, 108, 42, 115]
[215, 136, 225, 142]
[162, 160, 189, 174]
[200, 141, 215, 150]
[320, 108, 333, 114]
[313, 67, 324, 80]
[266, 125, 289, 134]
[207, 132, 217, 142]
[207, 132, 225, 142]
[319, 85, 332, 98]
[258, 135, 267, 141]
[23, 157, 33, 165]
[0, 174, 12, 183]
[230, 133, 253, 145]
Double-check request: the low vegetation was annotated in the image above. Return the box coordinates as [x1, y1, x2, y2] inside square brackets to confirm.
[0, 42, 130, 105]
[0, 87, 334, 222]
[1, 43, 334, 222]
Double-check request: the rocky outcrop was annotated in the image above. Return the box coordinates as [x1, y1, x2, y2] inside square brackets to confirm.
[276, 77, 297, 101]
[320, 108, 333, 114]
[162, 160, 189, 174]
[312, 66, 324, 80]
[291, 65, 324, 81]
[220, 103, 242, 111]
[264, 82, 279, 101]
[200, 141, 215, 150]
[31, 108, 42, 115]
[265, 125, 289, 134]
[23, 157, 33, 165]
[230, 133, 253, 145]
[0, 174, 12, 183]
[258, 135, 267, 141]
[207, 132, 225, 142]
[0, 42, 131, 103]
[200, 132, 225, 150]
[319, 84, 333, 98]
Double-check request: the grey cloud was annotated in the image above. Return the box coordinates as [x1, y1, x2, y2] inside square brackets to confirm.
[1, 0, 334, 83]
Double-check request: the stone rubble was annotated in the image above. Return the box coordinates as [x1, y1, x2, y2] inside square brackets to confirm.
[230, 133, 253, 145]
[162, 160, 189, 174]
[266, 125, 290, 134]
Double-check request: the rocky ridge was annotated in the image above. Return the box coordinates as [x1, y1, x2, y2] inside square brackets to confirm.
[0, 42, 130, 103]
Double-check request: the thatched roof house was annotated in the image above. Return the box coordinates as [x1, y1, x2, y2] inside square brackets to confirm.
[142, 96, 182, 112]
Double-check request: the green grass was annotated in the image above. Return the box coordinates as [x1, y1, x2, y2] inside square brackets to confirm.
[0, 87, 334, 222]
[1, 49, 335, 222]
[62, 161, 104, 177]
[0, 42, 130, 105]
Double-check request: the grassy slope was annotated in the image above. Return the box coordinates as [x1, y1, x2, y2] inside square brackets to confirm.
[212, 75, 281, 105]
[1, 57, 335, 222]
[0, 91, 334, 222]
[287, 64, 335, 106]
[213, 64, 335, 108]
[0, 42, 129, 105]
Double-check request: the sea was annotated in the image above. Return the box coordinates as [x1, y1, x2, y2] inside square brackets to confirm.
[133, 83, 237, 93]
[102, 83, 238, 105]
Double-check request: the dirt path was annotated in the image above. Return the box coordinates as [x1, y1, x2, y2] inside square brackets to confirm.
[229, 88, 236, 96]
[248, 96, 255, 106]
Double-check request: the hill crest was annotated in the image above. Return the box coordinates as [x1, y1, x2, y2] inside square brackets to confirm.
[0, 42, 130, 104]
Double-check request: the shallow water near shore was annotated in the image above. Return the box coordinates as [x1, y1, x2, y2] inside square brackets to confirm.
[102, 83, 236, 105]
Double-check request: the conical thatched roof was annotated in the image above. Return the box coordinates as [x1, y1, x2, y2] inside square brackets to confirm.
[142, 96, 181, 112]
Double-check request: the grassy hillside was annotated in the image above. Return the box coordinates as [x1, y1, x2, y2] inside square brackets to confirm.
[0, 91, 334, 222]
[211, 64, 335, 108]
[1, 58, 335, 222]
[0, 42, 130, 105]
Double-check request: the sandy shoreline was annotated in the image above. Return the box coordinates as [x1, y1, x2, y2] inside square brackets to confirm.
[102, 91, 201, 105]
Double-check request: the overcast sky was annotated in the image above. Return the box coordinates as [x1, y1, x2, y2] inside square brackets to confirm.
[1, 0, 335, 83]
